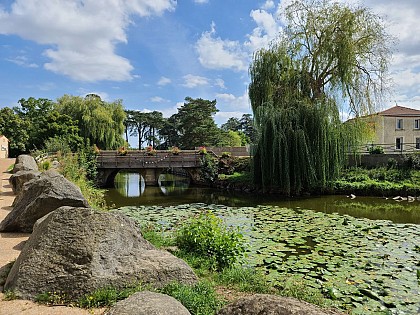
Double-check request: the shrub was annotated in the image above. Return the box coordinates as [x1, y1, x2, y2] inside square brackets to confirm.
[368, 145, 384, 154]
[200, 154, 219, 184]
[175, 211, 246, 271]
[160, 281, 225, 315]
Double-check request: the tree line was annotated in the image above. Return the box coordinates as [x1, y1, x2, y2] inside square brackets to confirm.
[0, 94, 254, 157]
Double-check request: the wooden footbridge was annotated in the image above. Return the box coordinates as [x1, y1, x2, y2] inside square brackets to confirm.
[96, 150, 204, 187]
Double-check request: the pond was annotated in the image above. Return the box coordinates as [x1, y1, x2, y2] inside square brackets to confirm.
[105, 172, 420, 224]
[106, 173, 420, 314]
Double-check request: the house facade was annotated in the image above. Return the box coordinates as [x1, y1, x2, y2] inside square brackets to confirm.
[366, 105, 420, 153]
[0, 135, 8, 158]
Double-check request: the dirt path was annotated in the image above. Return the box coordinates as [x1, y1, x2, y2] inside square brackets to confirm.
[0, 158, 105, 315]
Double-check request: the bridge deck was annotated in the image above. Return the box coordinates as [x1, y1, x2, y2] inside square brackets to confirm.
[97, 150, 202, 169]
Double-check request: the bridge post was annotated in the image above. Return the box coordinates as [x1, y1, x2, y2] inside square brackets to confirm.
[140, 168, 161, 186]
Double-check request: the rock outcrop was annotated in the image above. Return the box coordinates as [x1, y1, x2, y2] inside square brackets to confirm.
[106, 291, 191, 315]
[0, 170, 89, 232]
[5, 207, 198, 300]
[12, 155, 38, 173]
[8, 170, 41, 194]
[217, 294, 344, 315]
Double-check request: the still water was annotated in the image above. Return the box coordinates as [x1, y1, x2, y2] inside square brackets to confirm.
[104, 172, 420, 224]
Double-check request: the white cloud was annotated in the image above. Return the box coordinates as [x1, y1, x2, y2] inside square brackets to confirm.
[157, 76, 172, 86]
[0, 0, 176, 82]
[160, 102, 183, 118]
[182, 74, 210, 88]
[261, 0, 275, 10]
[194, 0, 209, 3]
[6, 55, 38, 68]
[196, 22, 248, 71]
[150, 96, 169, 103]
[216, 91, 250, 110]
[245, 9, 282, 53]
[214, 78, 226, 89]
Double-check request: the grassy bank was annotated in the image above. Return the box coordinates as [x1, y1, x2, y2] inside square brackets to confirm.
[330, 167, 420, 197]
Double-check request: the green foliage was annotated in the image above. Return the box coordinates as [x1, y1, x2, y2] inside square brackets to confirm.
[274, 275, 333, 308]
[162, 97, 222, 149]
[35, 291, 70, 305]
[160, 281, 225, 315]
[402, 153, 420, 170]
[331, 167, 420, 196]
[42, 136, 73, 155]
[216, 266, 271, 293]
[219, 172, 253, 185]
[368, 146, 384, 154]
[218, 130, 242, 147]
[140, 223, 175, 248]
[200, 154, 219, 184]
[59, 152, 106, 210]
[0, 107, 30, 156]
[252, 103, 358, 195]
[40, 160, 51, 171]
[3, 290, 18, 301]
[57, 94, 126, 150]
[175, 211, 246, 271]
[78, 284, 143, 308]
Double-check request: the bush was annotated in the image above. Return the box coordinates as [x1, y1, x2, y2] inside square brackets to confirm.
[200, 154, 219, 184]
[175, 211, 246, 271]
[368, 145, 384, 154]
[160, 281, 225, 315]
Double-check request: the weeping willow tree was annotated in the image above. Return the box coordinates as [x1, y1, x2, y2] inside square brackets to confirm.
[56, 94, 126, 149]
[249, 0, 392, 195]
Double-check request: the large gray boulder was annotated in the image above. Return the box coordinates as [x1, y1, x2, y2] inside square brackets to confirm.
[12, 155, 38, 173]
[217, 294, 344, 315]
[8, 170, 41, 194]
[106, 291, 191, 315]
[0, 170, 89, 232]
[5, 207, 198, 300]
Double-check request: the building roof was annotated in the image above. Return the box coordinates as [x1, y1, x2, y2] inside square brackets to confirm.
[377, 105, 420, 117]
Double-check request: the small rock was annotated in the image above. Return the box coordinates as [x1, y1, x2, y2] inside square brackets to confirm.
[106, 291, 191, 315]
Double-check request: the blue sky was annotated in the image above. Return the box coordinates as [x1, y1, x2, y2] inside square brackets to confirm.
[1, 0, 420, 126]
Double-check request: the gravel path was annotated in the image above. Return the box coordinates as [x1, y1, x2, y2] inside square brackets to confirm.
[0, 158, 105, 315]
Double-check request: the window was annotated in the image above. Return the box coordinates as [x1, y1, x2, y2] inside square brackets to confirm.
[416, 138, 420, 150]
[396, 137, 403, 150]
[415, 119, 420, 130]
[396, 118, 403, 130]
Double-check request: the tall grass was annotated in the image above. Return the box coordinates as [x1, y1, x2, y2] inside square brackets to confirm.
[59, 152, 107, 210]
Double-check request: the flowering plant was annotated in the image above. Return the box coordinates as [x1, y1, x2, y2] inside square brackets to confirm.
[170, 146, 181, 155]
[145, 145, 157, 156]
[198, 146, 207, 155]
[117, 146, 127, 156]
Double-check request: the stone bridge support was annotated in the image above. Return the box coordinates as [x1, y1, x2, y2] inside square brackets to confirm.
[96, 167, 202, 188]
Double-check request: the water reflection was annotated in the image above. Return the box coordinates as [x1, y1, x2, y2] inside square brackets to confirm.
[114, 172, 145, 197]
[105, 173, 420, 224]
[158, 173, 190, 196]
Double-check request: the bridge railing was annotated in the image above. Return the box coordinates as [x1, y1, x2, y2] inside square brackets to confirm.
[96, 150, 203, 169]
